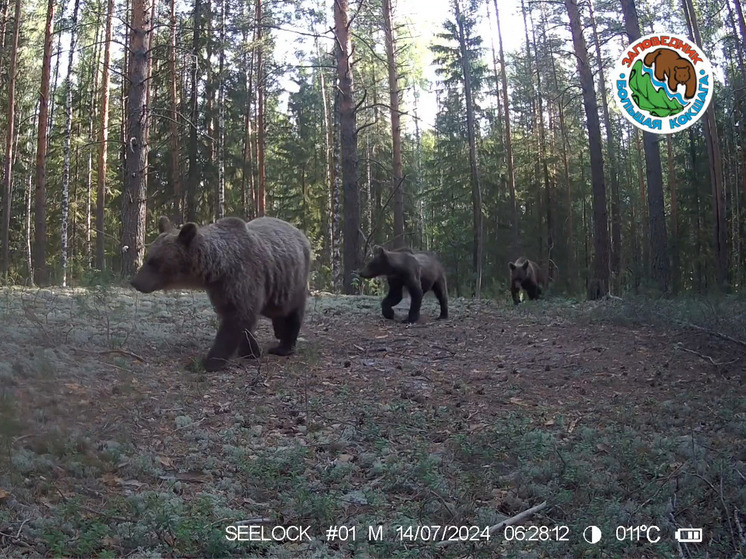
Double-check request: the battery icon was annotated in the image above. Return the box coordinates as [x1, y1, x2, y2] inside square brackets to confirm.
[675, 528, 703, 543]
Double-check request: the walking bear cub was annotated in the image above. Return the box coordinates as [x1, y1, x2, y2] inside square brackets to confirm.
[509, 257, 546, 304]
[131, 216, 311, 371]
[359, 246, 448, 323]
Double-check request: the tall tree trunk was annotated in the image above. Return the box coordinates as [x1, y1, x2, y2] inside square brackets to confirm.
[454, 0, 484, 297]
[95, 0, 114, 271]
[86, 19, 103, 269]
[256, 0, 266, 216]
[168, 0, 182, 223]
[529, 4, 554, 279]
[240, 10, 256, 220]
[60, 0, 81, 287]
[334, 0, 361, 293]
[217, 0, 226, 219]
[186, 0, 201, 222]
[682, 0, 728, 288]
[634, 128, 649, 274]
[33, 0, 54, 285]
[493, 0, 518, 259]
[565, 0, 610, 298]
[383, 0, 404, 248]
[319, 57, 334, 272]
[589, 0, 622, 281]
[1, 0, 21, 277]
[667, 136, 680, 293]
[121, 0, 152, 278]
[621, 0, 671, 293]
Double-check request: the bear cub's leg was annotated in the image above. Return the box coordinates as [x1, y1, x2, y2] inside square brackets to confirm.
[204, 316, 243, 371]
[268, 306, 304, 356]
[381, 280, 403, 320]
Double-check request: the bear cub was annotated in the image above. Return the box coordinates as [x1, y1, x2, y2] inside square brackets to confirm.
[509, 257, 546, 304]
[359, 246, 448, 323]
[131, 216, 311, 371]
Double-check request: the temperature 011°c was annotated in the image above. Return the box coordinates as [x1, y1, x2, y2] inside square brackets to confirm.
[616, 525, 660, 543]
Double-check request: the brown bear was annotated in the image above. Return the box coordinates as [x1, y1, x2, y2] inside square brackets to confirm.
[131, 216, 311, 371]
[359, 246, 448, 323]
[643, 48, 697, 99]
[509, 258, 546, 305]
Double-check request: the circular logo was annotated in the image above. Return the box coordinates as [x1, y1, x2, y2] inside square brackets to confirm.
[613, 33, 713, 134]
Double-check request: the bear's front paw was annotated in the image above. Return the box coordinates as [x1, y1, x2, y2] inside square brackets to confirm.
[402, 317, 419, 324]
[203, 356, 229, 372]
[267, 344, 294, 357]
[437, 313, 448, 320]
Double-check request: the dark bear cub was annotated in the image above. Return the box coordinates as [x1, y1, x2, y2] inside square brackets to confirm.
[509, 257, 546, 304]
[359, 246, 448, 323]
[131, 216, 311, 371]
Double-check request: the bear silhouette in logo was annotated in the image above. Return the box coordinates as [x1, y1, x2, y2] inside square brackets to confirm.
[643, 48, 697, 100]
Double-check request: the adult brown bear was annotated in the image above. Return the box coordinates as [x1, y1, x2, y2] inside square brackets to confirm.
[509, 258, 547, 305]
[643, 48, 697, 100]
[359, 246, 448, 323]
[131, 216, 311, 371]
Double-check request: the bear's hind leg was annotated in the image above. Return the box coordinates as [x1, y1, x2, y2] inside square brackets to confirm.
[268, 307, 304, 356]
[205, 316, 242, 371]
[381, 280, 403, 320]
[432, 278, 449, 319]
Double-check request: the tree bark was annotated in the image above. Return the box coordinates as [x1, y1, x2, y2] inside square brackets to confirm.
[121, 0, 152, 278]
[1, 0, 21, 277]
[217, 0, 226, 219]
[621, 0, 671, 293]
[383, 0, 404, 248]
[565, 0, 609, 298]
[666, 136, 680, 293]
[334, 0, 361, 293]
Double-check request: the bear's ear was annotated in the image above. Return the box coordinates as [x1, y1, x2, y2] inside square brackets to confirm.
[178, 223, 198, 246]
[522, 260, 530, 270]
[157, 216, 174, 234]
[374, 246, 387, 258]
[509, 262, 517, 270]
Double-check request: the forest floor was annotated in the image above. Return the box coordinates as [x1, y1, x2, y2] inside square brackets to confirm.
[0, 287, 744, 558]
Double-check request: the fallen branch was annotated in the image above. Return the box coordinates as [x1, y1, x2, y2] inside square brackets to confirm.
[674, 343, 740, 367]
[681, 322, 746, 349]
[437, 500, 547, 547]
[72, 347, 145, 362]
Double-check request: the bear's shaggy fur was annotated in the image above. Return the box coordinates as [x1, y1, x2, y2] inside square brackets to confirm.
[359, 246, 448, 323]
[643, 48, 697, 99]
[509, 257, 546, 305]
[131, 216, 311, 371]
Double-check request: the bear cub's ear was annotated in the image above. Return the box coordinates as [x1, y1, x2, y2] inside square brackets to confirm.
[158, 216, 174, 234]
[178, 223, 198, 246]
[522, 261, 530, 270]
[509, 262, 517, 270]
[374, 246, 386, 258]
